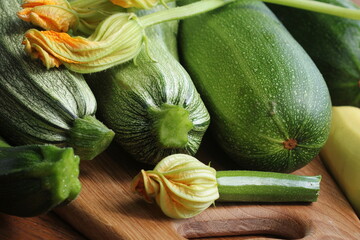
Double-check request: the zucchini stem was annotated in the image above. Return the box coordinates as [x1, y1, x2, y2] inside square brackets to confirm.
[148, 104, 194, 148]
[140, 0, 360, 26]
[262, 0, 360, 20]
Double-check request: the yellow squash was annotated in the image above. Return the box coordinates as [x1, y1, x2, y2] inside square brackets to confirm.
[320, 106, 360, 216]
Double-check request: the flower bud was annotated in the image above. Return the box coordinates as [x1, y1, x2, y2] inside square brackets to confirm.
[131, 154, 219, 219]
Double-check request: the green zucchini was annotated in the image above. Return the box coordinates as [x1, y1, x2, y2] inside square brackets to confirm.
[268, 0, 360, 107]
[179, 0, 332, 172]
[0, 0, 114, 160]
[85, 5, 210, 164]
[216, 170, 321, 202]
[0, 139, 81, 217]
[132, 153, 321, 219]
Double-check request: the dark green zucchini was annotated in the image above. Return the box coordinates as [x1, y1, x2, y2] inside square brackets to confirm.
[179, 0, 332, 172]
[0, 0, 114, 160]
[268, 0, 360, 107]
[0, 138, 81, 217]
[85, 5, 210, 164]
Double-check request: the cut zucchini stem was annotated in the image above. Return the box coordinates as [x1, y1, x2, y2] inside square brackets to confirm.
[131, 154, 321, 219]
[148, 104, 194, 148]
[0, 144, 81, 217]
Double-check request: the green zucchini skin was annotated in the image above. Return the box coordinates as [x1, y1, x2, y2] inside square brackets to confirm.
[268, 0, 360, 107]
[0, 0, 114, 160]
[0, 143, 81, 217]
[217, 171, 321, 202]
[86, 5, 210, 165]
[0, 137, 10, 148]
[179, 0, 332, 172]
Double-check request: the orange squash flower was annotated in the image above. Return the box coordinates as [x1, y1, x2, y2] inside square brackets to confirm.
[17, 0, 77, 32]
[22, 13, 144, 73]
[17, 0, 124, 35]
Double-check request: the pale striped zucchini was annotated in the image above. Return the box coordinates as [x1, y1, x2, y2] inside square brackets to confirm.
[0, 0, 114, 160]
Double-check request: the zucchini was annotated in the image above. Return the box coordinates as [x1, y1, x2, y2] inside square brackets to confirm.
[178, 0, 332, 172]
[0, 139, 81, 217]
[0, 0, 114, 160]
[85, 5, 210, 164]
[132, 154, 321, 219]
[268, 0, 360, 107]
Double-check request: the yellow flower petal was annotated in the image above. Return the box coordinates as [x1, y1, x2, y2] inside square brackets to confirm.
[17, 0, 77, 32]
[22, 13, 144, 73]
[23, 29, 95, 67]
[131, 154, 219, 219]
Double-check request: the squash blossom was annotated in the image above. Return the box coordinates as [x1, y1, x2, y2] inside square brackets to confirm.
[21, 0, 360, 73]
[23, 12, 144, 73]
[131, 154, 219, 219]
[17, 0, 124, 35]
[17, 0, 76, 32]
[132, 154, 322, 219]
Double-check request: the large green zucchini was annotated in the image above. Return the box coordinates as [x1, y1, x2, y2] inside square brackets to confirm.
[86, 5, 210, 165]
[0, 0, 114, 160]
[268, 0, 360, 107]
[179, 0, 332, 172]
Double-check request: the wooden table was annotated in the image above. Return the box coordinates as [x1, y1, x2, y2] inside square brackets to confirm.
[1, 139, 360, 240]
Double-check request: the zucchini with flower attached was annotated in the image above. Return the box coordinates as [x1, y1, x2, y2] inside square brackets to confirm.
[132, 154, 321, 219]
[268, 0, 360, 107]
[0, 137, 81, 217]
[85, 5, 210, 164]
[0, 0, 114, 160]
[178, 0, 332, 172]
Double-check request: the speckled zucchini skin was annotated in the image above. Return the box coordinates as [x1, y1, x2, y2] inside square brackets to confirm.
[0, 0, 114, 160]
[86, 5, 210, 164]
[268, 0, 360, 107]
[179, 0, 332, 172]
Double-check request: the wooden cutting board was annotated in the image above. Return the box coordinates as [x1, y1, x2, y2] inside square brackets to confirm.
[55, 135, 360, 240]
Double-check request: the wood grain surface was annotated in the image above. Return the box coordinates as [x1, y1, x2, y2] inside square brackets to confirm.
[0, 212, 86, 240]
[54, 135, 360, 240]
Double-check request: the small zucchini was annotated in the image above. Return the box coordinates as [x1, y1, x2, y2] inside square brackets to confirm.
[268, 0, 360, 107]
[0, 0, 114, 160]
[132, 154, 321, 219]
[178, 0, 332, 172]
[0, 139, 81, 217]
[85, 5, 210, 164]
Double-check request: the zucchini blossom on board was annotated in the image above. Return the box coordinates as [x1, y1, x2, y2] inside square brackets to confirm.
[131, 154, 219, 219]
